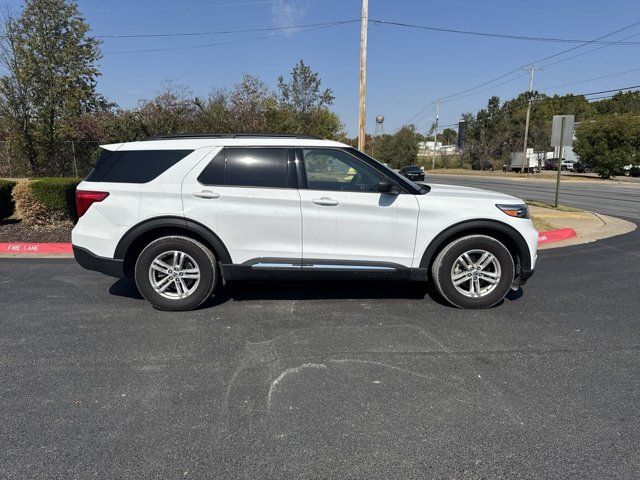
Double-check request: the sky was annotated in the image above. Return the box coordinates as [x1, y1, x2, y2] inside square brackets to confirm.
[5, 0, 640, 136]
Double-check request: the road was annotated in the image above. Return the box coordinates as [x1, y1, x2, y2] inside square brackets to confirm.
[425, 174, 640, 220]
[2, 223, 640, 478]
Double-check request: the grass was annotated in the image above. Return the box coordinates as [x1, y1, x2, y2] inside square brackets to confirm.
[530, 215, 555, 232]
[525, 199, 584, 213]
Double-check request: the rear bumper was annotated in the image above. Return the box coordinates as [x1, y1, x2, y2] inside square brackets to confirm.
[73, 245, 125, 278]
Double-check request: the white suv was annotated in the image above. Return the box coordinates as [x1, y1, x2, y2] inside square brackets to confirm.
[72, 134, 538, 310]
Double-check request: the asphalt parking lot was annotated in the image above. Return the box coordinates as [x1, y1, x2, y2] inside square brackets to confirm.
[2, 220, 640, 479]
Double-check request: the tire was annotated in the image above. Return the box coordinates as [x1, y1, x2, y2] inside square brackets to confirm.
[430, 235, 515, 309]
[134, 235, 218, 311]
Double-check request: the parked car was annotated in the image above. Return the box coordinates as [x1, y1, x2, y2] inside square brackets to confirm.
[573, 161, 591, 173]
[72, 134, 538, 310]
[545, 158, 575, 171]
[622, 164, 640, 176]
[627, 166, 640, 177]
[472, 160, 494, 171]
[399, 165, 425, 181]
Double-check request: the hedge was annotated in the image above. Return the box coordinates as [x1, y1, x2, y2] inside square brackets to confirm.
[0, 179, 16, 219]
[12, 178, 82, 225]
[31, 178, 82, 222]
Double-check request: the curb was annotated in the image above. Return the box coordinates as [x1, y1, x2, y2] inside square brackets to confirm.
[2, 231, 577, 257]
[0, 243, 73, 255]
[537, 228, 577, 245]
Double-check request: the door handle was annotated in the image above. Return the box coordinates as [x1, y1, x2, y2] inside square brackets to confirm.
[312, 197, 339, 206]
[193, 190, 220, 199]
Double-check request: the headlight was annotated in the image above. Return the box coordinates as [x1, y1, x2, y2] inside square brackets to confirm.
[496, 204, 529, 219]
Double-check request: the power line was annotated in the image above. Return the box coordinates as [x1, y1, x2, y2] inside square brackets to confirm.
[95, 17, 640, 44]
[89, 1, 276, 13]
[541, 30, 640, 68]
[396, 19, 640, 127]
[97, 19, 359, 39]
[102, 21, 358, 55]
[539, 66, 640, 90]
[369, 19, 640, 46]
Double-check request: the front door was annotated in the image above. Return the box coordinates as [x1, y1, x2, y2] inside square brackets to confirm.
[297, 148, 420, 268]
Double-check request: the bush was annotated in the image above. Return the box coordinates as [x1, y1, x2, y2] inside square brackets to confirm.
[12, 178, 81, 225]
[0, 179, 17, 219]
[30, 178, 81, 222]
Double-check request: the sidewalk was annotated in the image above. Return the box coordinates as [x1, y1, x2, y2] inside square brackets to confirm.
[530, 206, 637, 250]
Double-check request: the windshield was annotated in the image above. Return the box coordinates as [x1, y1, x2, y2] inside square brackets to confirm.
[346, 148, 429, 195]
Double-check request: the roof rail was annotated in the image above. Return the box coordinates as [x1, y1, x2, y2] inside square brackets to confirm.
[143, 133, 323, 141]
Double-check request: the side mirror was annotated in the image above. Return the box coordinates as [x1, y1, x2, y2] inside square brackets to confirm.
[378, 179, 399, 194]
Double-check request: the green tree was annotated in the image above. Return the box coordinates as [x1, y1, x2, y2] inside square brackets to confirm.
[574, 113, 640, 178]
[277, 60, 334, 114]
[276, 60, 342, 139]
[462, 96, 506, 167]
[438, 127, 457, 145]
[0, 0, 102, 176]
[376, 125, 420, 168]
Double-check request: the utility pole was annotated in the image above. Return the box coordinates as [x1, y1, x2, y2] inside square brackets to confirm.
[520, 65, 541, 175]
[555, 117, 566, 208]
[357, 0, 368, 151]
[432, 99, 439, 170]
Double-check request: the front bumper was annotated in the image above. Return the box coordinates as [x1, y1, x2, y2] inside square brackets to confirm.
[73, 245, 125, 278]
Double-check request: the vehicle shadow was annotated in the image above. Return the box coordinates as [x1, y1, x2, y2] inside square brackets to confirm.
[107, 278, 523, 309]
[108, 277, 449, 308]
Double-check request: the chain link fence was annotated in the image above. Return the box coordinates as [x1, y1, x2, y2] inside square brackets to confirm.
[0, 140, 103, 179]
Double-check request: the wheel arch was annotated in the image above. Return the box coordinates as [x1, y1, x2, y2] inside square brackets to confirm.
[419, 219, 532, 277]
[114, 216, 232, 278]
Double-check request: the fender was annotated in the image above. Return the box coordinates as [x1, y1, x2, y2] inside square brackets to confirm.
[418, 219, 531, 270]
[113, 216, 232, 264]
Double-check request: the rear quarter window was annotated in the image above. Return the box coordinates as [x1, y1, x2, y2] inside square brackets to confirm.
[86, 149, 193, 183]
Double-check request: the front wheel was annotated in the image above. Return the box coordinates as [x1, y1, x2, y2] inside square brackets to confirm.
[431, 235, 515, 309]
[134, 236, 218, 311]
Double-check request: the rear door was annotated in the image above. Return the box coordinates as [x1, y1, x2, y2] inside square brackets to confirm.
[182, 147, 302, 265]
[297, 148, 420, 268]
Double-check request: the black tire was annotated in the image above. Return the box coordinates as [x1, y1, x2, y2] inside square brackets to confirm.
[134, 235, 218, 311]
[430, 235, 515, 309]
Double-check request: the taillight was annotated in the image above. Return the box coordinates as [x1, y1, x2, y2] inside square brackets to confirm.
[76, 190, 109, 218]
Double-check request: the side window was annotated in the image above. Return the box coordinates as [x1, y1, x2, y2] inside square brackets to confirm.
[303, 148, 384, 192]
[86, 149, 193, 183]
[197, 150, 225, 185]
[198, 148, 290, 188]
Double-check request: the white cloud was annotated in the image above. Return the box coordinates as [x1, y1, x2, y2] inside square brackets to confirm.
[271, 0, 306, 28]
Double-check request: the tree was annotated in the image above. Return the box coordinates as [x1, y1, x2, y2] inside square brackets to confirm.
[229, 74, 272, 132]
[438, 128, 457, 146]
[0, 0, 102, 176]
[376, 125, 420, 168]
[574, 114, 640, 178]
[462, 96, 507, 168]
[138, 81, 197, 136]
[277, 60, 334, 114]
[276, 60, 342, 139]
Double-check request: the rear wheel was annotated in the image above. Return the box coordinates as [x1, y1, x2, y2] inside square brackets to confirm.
[431, 235, 515, 309]
[134, 236, 218, 311]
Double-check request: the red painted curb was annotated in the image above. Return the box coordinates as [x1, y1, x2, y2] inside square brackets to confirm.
[538, 228, 578, 245]
[0, 231, 577, 255]
[0, 243, 73, 254]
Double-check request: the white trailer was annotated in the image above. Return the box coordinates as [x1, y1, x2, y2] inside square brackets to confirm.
[503, 151, 543, 173]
